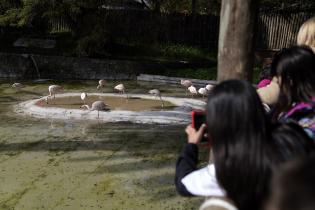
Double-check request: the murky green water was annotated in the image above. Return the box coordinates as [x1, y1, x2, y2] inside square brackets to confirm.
[0, 79, 204, 210]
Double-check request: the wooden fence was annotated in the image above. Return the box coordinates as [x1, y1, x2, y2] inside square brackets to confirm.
[256, 10, 315, 50]
[49, 9, 315, 50]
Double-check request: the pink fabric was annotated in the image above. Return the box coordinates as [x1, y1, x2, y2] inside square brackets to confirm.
[285, 98, 315, 118]
[257, 79, 271, 89]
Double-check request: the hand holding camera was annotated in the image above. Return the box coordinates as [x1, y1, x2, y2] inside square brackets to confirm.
[185, 110, 208, 144]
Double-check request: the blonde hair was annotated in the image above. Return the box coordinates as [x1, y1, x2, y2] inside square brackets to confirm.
[297, 17, 315, 52]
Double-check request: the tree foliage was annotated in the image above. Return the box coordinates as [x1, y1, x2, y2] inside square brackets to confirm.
[1, 0, 314, 28]
[0, 0, 49, 28]
[1, 0, 314, 56]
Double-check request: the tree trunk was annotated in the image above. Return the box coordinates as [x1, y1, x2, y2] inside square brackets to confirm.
[217, 0, 260, 82]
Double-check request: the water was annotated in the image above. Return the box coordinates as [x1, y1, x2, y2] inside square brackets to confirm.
[0, 80, 204, 210]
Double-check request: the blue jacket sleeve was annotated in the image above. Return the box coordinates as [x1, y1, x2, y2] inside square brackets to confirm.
[175, 143, 199, 196]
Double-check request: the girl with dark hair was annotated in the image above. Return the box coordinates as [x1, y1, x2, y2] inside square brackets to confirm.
[266, 156, 315, 210]
[175, 80, 315, 210]
[270, 46, 315, 139]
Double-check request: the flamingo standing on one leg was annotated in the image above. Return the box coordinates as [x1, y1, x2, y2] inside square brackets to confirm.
[180, 79, 192, 96]
[81, 92, 88, 105]
[148, 89, 164, 108]
[12, 83, 25, 91]
[46, 85, 64, 104]
[188, 85, 197, 98]
[81, 101, 108, 118]
[97, 79, 106, 91]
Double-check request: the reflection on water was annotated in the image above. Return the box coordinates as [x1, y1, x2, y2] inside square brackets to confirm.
[0, 80, 202, 210]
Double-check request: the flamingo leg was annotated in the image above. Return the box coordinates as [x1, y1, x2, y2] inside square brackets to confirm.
[160, 96, 164, 108]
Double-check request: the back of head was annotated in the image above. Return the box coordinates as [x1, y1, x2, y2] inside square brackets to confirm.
[207, 80, 315, 210]
[297, 17, 315, 52]
[265, 122, 315, 210]
[206, 80, 268, 210]
[267, 155, 315, 210]
[271, 46, 315, 110]
[269, 122, 315, 165]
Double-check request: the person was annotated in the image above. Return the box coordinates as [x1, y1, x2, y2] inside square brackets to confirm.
[270, 46, 315, 139]
[266, 156, 315, 210]
[256, 56, 281, 107]
[258, 16, 315, 106]
[297, 16, 315, 52]
[257, 76, 280, 106]
[257, 58, 273, 89]
[175, 80, 315, 210]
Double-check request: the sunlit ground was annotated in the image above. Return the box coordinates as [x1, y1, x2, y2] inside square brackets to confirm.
[0, 79, 207, 210]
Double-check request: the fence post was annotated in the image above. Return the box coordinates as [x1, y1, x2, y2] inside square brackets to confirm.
[217, 0, 260, 82]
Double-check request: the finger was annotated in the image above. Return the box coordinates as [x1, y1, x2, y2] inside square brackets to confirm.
[197, 124, 207, 136]
[185, 124, 193, 134]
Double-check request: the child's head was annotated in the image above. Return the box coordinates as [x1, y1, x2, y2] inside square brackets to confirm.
[206, 80, 268, 210]
[271, 46, 315, 108]
[267, 156, 315, 210]
[206, 80, 266, 144]
[297, 17, 315, 52]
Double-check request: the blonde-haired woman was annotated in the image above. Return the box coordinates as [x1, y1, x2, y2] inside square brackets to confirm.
[297, 16, 315, 52]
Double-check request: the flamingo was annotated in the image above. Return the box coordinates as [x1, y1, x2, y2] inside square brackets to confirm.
[114, 83, 125, 94]
[188, 85, 197, 98]
[81, 92, 87, 105]
[81, 101, 108, 118]
[114, 83, 128, 99]
[180, 79, 192, 95]
[12, 83, 25, 91]
[206, 84, 214, 92]
[148, 89, 164, 108]
[46, 85, 63, 104]
[97, 79, 106, 91]
[198, 87, 207, 98]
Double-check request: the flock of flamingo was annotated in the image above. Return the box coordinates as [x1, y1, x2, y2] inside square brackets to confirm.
[11, 79, 213, 118]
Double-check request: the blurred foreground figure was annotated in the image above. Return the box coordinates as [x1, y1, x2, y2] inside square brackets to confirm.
[266, 156, 315, 210]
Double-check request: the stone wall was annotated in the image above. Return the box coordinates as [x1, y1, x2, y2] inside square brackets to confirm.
[0, 53, 140, 80]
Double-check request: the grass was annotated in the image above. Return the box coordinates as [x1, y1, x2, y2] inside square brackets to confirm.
[159, 66, 261, 83]
[161, 67, 217, 80]
[102, 38, 217, 62]
[40, 33, 216, 63]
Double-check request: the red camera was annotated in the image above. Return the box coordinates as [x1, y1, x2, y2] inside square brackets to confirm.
[191, 110, 208, 143]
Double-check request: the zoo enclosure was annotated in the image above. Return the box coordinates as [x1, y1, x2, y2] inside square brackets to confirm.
[49, 8, 315, 50]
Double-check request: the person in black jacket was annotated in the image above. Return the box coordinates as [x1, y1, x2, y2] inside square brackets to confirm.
[175, 80, 315, 210]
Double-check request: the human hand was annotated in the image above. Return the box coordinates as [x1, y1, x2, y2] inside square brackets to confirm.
[185, 123, 207, 144]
